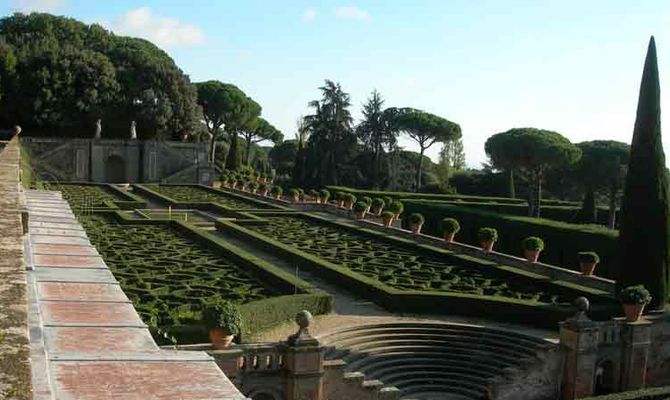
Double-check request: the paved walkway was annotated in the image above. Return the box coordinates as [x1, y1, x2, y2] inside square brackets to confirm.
[25, 190, 247, 400]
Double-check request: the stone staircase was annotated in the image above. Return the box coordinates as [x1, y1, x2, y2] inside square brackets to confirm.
[319, 322, 556, 400]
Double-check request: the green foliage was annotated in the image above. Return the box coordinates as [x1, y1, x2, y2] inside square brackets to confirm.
[618, 285, 652, 305]
[309, 189, 320, 198]
[381, 211, 395, 220]
[409, 213, 425, 225]
[241, 117, 283, 165]
[148, 185, 274, 210]
[247, 181, 259, 191]
[523, 236, 545, 251]
[361, 196, 372, 205]
[202, 300, 242, 335]
[289, 188, 300, 197]
[353, 201, 368, 213]
[270, 185, 283, 196]
[578, 251, 600, 264]
[387, 200, 404, 214]
[319, 189, 330, 201]
[478, 227, 498, 243]
[258, 182, 268, 192]
[402, 200, 619, 278]
[371, 197, 385, 209]
[580, 385, 670, 400]
[618, 37, 670, 309]
[0, 13, 199, 138]
[382, 196, 394, 208]
[346, 193, 357, 203]
[356, 90, 397, 186]
[441, 217, 460, 234]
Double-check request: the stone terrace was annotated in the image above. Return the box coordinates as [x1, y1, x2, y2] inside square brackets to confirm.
[0, 138, 249, 399]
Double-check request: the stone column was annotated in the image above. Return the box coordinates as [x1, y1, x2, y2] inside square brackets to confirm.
[284, 311, 324, 400]
[560, 297, 601, 400]
[619, 319, 652, 391]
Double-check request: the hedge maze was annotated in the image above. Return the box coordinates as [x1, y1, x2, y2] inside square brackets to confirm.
[145, 184, 274, 210]
[80, 214, 277, 327]
[43, 182, 123, 210]
[246, 215, 567, 303]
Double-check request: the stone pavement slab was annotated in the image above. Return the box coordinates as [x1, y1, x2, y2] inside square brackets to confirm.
[30, 221, 85, 230]
[31, 228, 88, 237]
[44, 327, 157, 354]
[33, 244, 99, 256]
[34, 254, 106, 269]
[37, 282, 128, 302]
[35, 267, 117, 283]
[40, 301, 145, 326]
[31, 235, 90, 246]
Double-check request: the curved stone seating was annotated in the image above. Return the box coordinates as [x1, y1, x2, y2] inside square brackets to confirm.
[320, 322, 553, 400]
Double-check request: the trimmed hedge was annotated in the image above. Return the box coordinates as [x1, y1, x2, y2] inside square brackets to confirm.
[327, 185, 580, 207]
[581, 387, 670, 400]
[402, 200, 619, 279]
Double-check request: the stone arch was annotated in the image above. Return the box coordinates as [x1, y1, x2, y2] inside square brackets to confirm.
[104, 154, 127, 183]
[594, 359, 617, 395]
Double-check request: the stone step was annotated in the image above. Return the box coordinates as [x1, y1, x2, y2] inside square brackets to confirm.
[395, 379, 486, 399]
[344, 351, 512, 373]
[362, 362, 500, 381]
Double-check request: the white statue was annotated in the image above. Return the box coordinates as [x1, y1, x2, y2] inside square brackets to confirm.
[94, 119, 101, 139]
[130, 120, 137, 140]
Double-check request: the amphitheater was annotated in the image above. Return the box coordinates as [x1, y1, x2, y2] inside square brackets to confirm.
[2, 137, 670, 400]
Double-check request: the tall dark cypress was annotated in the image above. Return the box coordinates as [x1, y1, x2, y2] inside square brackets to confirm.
[618, 36, 670, 309]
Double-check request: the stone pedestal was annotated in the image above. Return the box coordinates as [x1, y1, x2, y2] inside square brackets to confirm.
[560, 300, 600, 400]
[284, 337, 324, 400]
[619, 319, 651, 391]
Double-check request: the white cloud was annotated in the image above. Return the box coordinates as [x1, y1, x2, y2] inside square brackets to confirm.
[11, 0, 65, 13]
[303, 7, 317, 22]
[109, 7, 205, 49]
[335, 5, 370, 21]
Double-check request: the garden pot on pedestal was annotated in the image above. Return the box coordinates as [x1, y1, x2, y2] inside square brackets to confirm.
[275, 194, 281, 200]
[525, 249, 541, 263]
[580, 261, 598, 276]
[355, 212, 366, 220]
[209, 328, 234, 349]
[444, 232, 455, 243]
[345, 201, 354, 211]
[292, 195, 299, 203]
[481, 241, 494, 253]
[622, 304, 646, 322]
[383, 217, 393, 227]
[410, 223, 423, 234]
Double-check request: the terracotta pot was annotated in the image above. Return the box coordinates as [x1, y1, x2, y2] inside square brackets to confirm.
[314, 196, 321, 203]
[580, 261, 598, 276]
[481, 240, 495, 253]
[524, 249, 541, 263]
[337, 200, 344, 208]
[410, 223, 423, 234]
[209, 328, 234, 349]
[355, 212, 366, 220]
[371, 206, 382, 215]
[622, 303, 646, 322]
[444, 232, 456, 242]
[275, 194, 281, 200]
[383, 217, 393, 228]
[345, 201, 354, 210]
[321, 198, 329, 205]
[292, 195, 300, 203]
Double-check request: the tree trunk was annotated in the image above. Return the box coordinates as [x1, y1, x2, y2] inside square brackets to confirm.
[245, 137, 252, 166]
[508, 169, 516, 198]
[608, 185, 618, 229]
[208, 133, 216, 164]
[533, 169, 542, 218]
[580, 188, 597, 223]
[225, 131, 239, 171]
[416, 146, 425, 192]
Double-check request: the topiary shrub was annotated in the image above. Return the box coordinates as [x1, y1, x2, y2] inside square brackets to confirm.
[522, 236, 545, 263]
[344, 193, 357, 210]
[408, 213, 425, 234]
[258, 182, 268, 195]
[381, 210, 395, 227]
[619, 285, 652, 322]
[320, 189, 331, 204]
[578, 251, 600, 264]
[442, 218, 460, 242]
[289, 188, 300, 202]
[270, 185, 283, 199]
[387, 201, 404, 218]
[478, 227, 498, 252]
[248, 181, 259, 193]
[202, 300, 242, 348]
[353, 201, 368, 219]
[382, 196, 394, 210]
[309, 189, 320, 202]
[298, 188, 306, 201]
[371, 198, 385, 215]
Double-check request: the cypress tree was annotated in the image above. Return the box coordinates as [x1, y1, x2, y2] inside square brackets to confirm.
[618, 36, 670, 310]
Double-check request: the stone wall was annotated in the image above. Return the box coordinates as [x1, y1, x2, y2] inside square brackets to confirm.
[0, 137, 31, 399]
[20, 137, 213, 185]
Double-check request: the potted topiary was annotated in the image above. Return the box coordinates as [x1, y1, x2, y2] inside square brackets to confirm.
[261, 182, 272, 196]
[387, 201, 404, 220]
[236, 179, 247, 191]
[353, 201, 368, 220]
[361, 196, 373, 213]
[478, 227, 498, 252]
[382, 196, 394, 211]
[289, 188, 300, 203]
[344, 194, 357, 210]
[578, 251, 600, 276]
[522, 236, 545, 263]
[381, 211, 395, 228]
[248, 181, 259, 194]
[618, 285, 652, 322]
[309, 189, 320, 203]
[270, 185, 283, 200]
[334, 192, 344, 208]
[408, 213, 425, 234]
[441, 218, 460, 242]
[370, 198, 385, 215]
[297, 189, 306, 202]
[320, 189, 330, 204]
[202, 300, 242, 349]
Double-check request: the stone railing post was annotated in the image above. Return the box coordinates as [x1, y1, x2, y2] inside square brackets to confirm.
[284, 311, 324, 400]
[619, 319, 652, 391]
[560, 297, 601, 400]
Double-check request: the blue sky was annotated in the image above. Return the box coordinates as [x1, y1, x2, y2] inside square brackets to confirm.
[3, 0, 670, 167]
